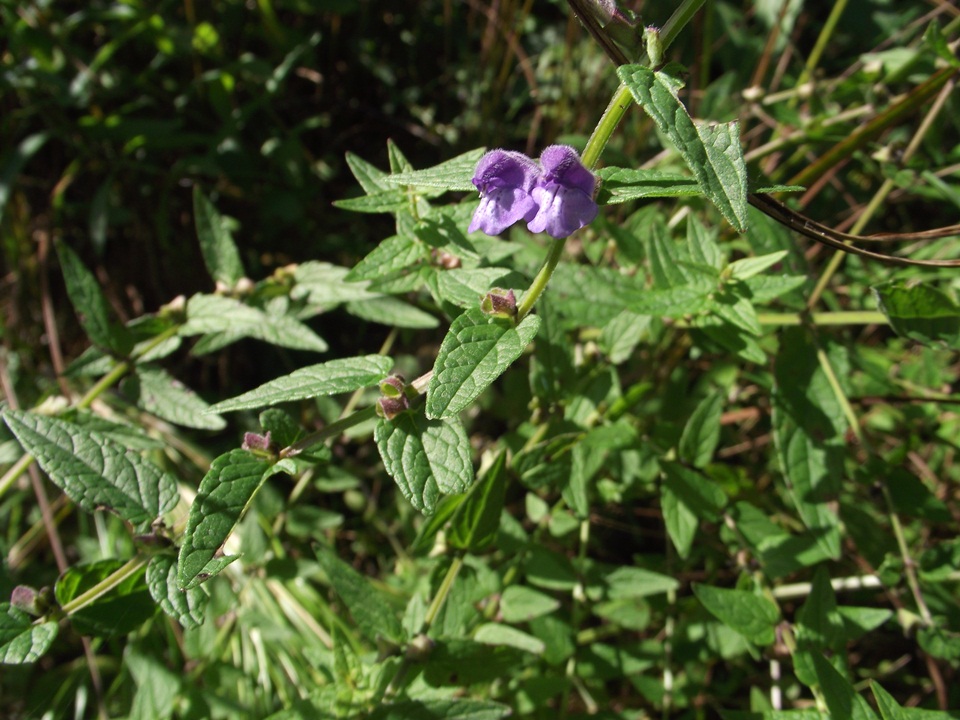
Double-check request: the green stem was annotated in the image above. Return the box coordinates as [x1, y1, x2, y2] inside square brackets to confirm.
[0, 454, 35, 501]
[757, 311, 888, 326]
[791, 0, 848, 108]
[422, 555, 464, 631]
[516, 238, 566, 321]
[580, 84, 634, 170]
[280, 406, 377, 458]
[59, 556, 148, 616]
[660, 0, 707, 53]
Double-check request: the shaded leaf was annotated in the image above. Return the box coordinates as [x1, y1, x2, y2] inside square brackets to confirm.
[147, 555, 208, 629]
[448, 451, 507, 553]
[692, 583, 780, 645]
[129, 366, 226, 430]
[193, 186, 244, 286]
[315, 546, 404, 646]
[873, 280, 960, 349]
[55, 559, 155, 637]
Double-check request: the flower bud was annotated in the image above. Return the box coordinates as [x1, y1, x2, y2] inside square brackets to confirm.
[376, 395, 409, 421]
[379, 374, 406, 399]
[11, 585, 40, 615]
[242, 431, 273, 452]
[481, 288, 517, 319]
[644, 26, 663, 67]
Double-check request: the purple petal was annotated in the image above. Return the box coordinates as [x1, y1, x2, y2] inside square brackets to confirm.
[472, 149, 541, 195]
[539, 145, 597, 196]
[468, 186, 539, 235]
[527, 184, 598, 238]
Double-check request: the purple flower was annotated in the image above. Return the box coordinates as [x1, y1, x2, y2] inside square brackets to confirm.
[527, 145, 598, 238]
[468, 150, 541, 235]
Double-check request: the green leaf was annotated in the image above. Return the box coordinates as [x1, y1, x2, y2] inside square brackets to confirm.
[0, 605, 58, 664]
[594, 167, 701, 204]
[369, 699, 511, 720]
[146, 555, 208, 629]
[618, 64, 749, 231]
[55, 239, 132, 354]
[345, 151, 392, 195]
[128, 366, 227, 430]
[2, 409, 178, 531]
[193, 186, 245, 286]
[627, 285, 712, 317]
[873, 280, 960, 348]
[385, 147, 486, 191]
[209, 354, 393, 413]
[374, 410, 473, 514]
[692, 583, 780, 645]
[426, 307, 541, 419]
[795, 567, 843, 651]
[345, 296, 439, 329]
[871, 682, 911, 720]
[727, 251, 789, 281]
[180, 294, 328, 353]
[500, 586, 560, 623]
[448, 451, 507, 553]
[812, 653, 879, 720]
[291, 261, 380, 308]
[0, 132, 49, 225]
[678, 392, 724, 468]
[55, 559, 156, 637]
[434, 267, 527, 310]
[602, 566, 680, 599]
[474, 622, 545, 655]
[177, 449, 272, 589]
[315, 546, 404, 646]
[771, 328, 844, 559]
[346, 234, 426, 281]
[333, 188, 409, 214]
[660, 462, 726, 559]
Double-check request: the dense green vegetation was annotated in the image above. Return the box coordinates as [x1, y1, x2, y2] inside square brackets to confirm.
[3, 0, 960, 717]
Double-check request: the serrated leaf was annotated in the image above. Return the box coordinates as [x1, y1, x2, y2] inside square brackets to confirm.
[435, 268, 526, 310]
[448, 451, 507, 553]
[55, 239, 132, 354]
[374, 410, 473, 514]
[550, 263, 646, 327]
[291, 261, 380, 308]
[56, 559, 156, 637]
[385, 148, 486, 191]
[0, 605, 58, 664]
[727, 251, 789, 281]
[618, 64, 749, 231]
[2, 409, 177, 531]
[180, 294, 328, 353]
[332, 188, 409, 214]
[210, 354, 393, 413]
[315, 546, 404, 646]
[129, 366, 226, 430]
[427, 308, 541, 419]
[595, 166, 701, 204]
[346, 296, 439, 328]
[627, 285, 713, 317]
[772, 328, 844, 559]
[147, 555, 208, 629]
[193, 187, 244, 286]
[345, 151, 392, 195]
[692, 583, 780, 645]
[873, 280, 960, 348]
[346, 234, 427, 282]
[177, 449, 272, 589]
[678, 392, 724, 468]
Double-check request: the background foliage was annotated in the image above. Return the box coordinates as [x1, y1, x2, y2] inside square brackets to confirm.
[3, 0, 960, 717]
